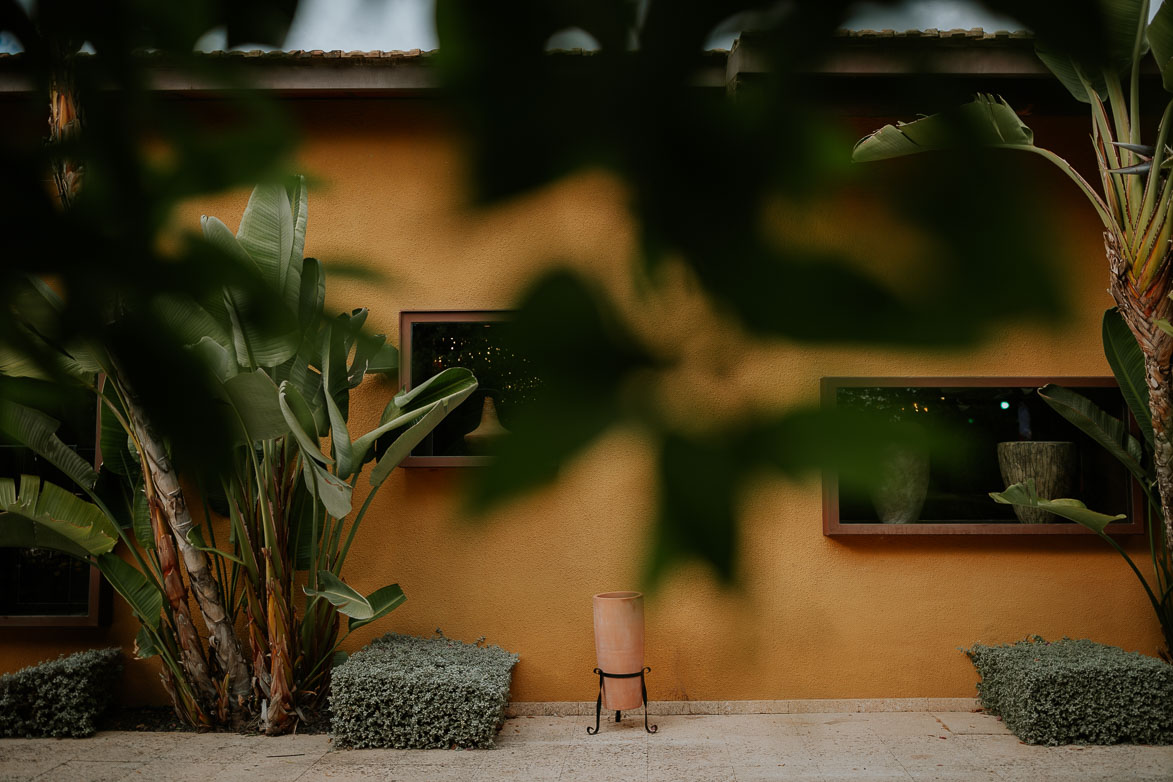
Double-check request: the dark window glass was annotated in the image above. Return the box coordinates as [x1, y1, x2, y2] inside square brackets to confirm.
[835, 385, 1132, 524]
[408, 320, 540, 458]
[0, 548, 91, 616]
[0, 383, 97, 617]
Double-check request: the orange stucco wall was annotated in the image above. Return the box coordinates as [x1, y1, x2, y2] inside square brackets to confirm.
[0, 98, 1164, 705]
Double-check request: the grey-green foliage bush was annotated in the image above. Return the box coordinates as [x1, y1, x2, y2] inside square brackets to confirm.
[330, 633, 519, 749]
[0, 648, 122, 738]
[966, 637, 1173, 746]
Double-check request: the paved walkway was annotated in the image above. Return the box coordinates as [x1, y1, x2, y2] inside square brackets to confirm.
[1, 712, 1171, 781]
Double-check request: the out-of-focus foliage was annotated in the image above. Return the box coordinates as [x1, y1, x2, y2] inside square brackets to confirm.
[436, 0, 1108, 580]
[856, 0, 1173, 651]
[0, 0, 301, 469]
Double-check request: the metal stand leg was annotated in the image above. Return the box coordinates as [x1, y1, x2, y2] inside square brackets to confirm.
[587, 668, 605, 735]
[586, 666, 656, 735]
[640, 667, 658, 734]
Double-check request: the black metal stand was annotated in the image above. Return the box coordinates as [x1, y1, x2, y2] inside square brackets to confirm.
[587, 666, 657, 735]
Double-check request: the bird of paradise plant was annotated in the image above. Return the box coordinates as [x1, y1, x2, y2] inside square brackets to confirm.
[854, 0, 1173, 565]
[0, 179, 478, 732]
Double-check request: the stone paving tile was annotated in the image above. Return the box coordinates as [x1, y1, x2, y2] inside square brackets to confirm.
[857, 713, 951, 738]
[34, 760, 144, 781]
[1, 713, 1171, 781]
[380, 766, 477, 782]
[931, 712, 1010, 736]
[733, 768, 828, 782]
[1049, 744, 1173, 780]
[709, 714, 804, 738]
[315, 749, 405, 767]
[298, 764, 397, 782]
[648, 764, 736, 782]
[799, 716, 883, 738]
[475, 759, 563, 781]
[495, 715, 579, 743]
[0, 758, 66, 781]
[211, 756, 323, 782]
[0, 743, 70, 765]
[123, 760, 239, 781]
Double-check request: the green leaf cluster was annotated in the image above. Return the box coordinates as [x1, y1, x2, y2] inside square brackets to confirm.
[966, 637, 1173, 745]
[330, 632, 519, 749]
[989, 309, 1173, 657]
[0, 648, 122, 739]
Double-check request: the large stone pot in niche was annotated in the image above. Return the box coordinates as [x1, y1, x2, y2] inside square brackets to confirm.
[996, 441, 1077, 523]
[870, 444, 930, 524]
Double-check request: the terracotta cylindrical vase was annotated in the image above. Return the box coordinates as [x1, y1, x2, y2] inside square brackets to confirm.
[996, 441, 1077, 523]
[592, 591, 645, 711]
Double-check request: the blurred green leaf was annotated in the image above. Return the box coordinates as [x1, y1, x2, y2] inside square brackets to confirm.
[1102, 307, 1153, 446]
[991, 480, 1126, 532]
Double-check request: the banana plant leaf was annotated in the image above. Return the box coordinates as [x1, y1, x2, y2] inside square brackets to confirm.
[1036, 384, 1148, 484]
[990, 480, 1127, 533]
[365, 342, 399, 375]
[278, 381, 332, 465]
[351, 367, 479, 459]
[319, 322, 355, 475]
[347, 583, 406, 632]
[0, 512, 94, 559]
[1102, 308, 1154, 446]
[297, 257, 326, 331]
[852, 95, 1034, 162]
[97, 552, 163, 630]
[98, 388, 138, 477]
[131, 483, 153, 550]
[300, 458, 352, 519]
[302, 571, 373, 618]
[203, 217, 298, 368]
[1034, 0, 1147, 103]
[0, 476, 118, 556]
[191, 337, 237, 383]
[133, 625, 160, 659]
[323, 391, 354, 478]
[368, 399, 454, 488]
[150, 293, 231, 351]
[288, 177, 308, 280]
[1150, 0, 1173, 92]
[347, 332, 390, 388]
[220, 369, 290, 444]
[302, 571, 405, 631]
[235, 182, 303, 315]
[0, 399, 98, 490]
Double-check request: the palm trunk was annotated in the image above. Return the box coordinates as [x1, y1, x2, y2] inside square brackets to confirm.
[121, 386, 254, 721]
[264, 571, 296, 734]
[44, 58, 251, 723]
[47, 68, 83, 208]
[149, 491, 217, 722]
[1106, 232, 1173, 558]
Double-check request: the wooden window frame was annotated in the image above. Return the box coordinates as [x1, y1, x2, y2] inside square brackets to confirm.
[399, 310, 511, 467]
[821, 376, 1146, 537]
[0, 393, 109, 627]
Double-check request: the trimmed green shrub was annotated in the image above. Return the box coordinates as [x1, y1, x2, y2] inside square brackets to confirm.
[0, 648, 122, 738]
[330, 633, 519, 749]
[966, 637, 1173, 745]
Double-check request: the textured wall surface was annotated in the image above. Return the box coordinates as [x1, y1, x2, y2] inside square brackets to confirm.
[0, 99, 1163, 705]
